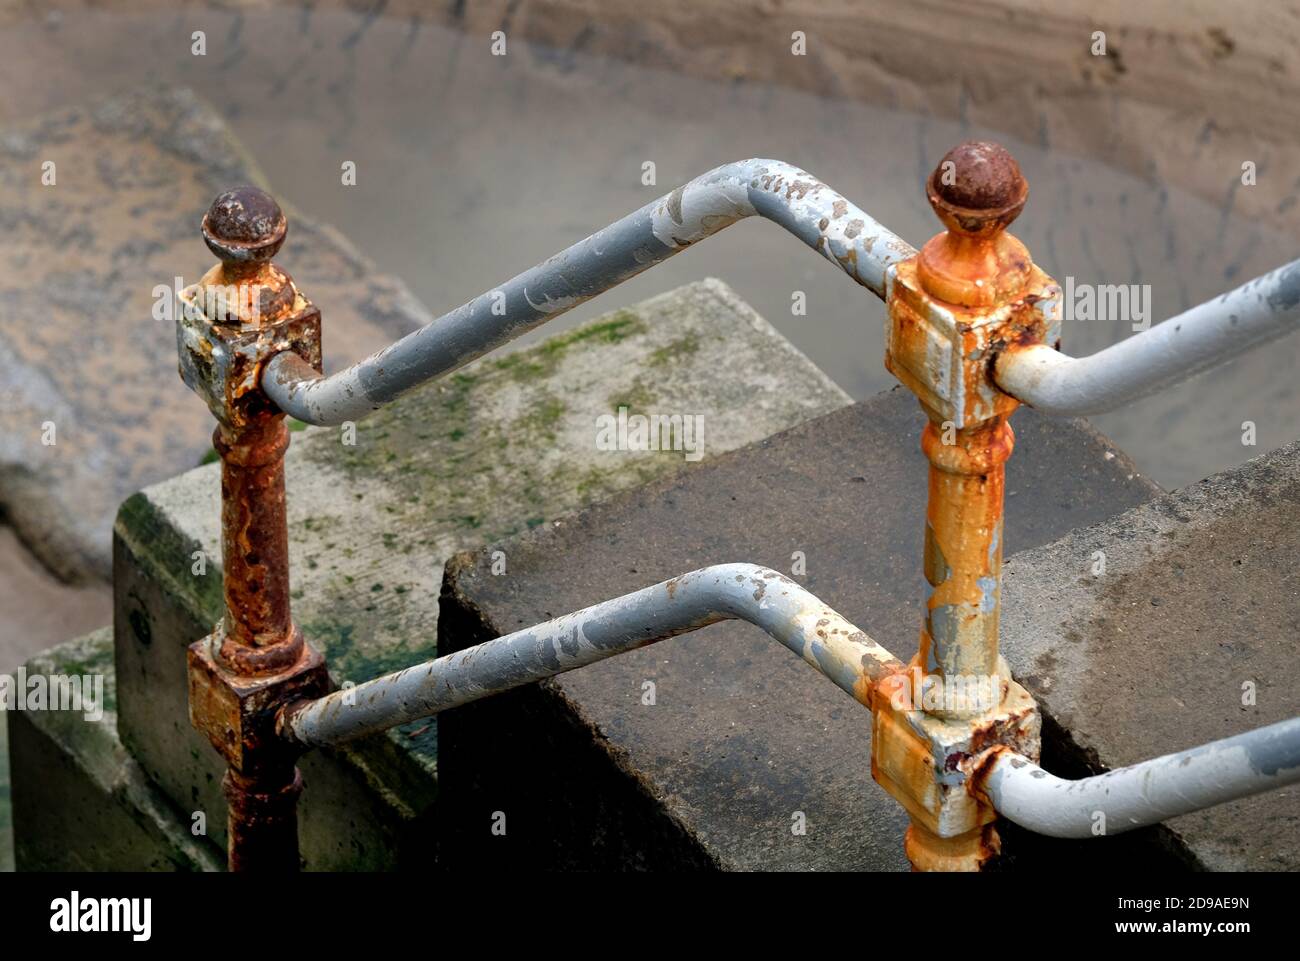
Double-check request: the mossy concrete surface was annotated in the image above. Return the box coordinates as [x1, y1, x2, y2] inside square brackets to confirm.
[59, 278, 851, 870]
[8, 628, 221, 871]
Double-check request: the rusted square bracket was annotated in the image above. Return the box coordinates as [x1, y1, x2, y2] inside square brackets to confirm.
[176, 284, 322, 430]
[885, 260, 1059, 430]
[188, 626, 330, 779]
[872, 667, 1041, 869]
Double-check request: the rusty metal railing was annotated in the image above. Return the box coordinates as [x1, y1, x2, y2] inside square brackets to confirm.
[174, 142, 1300, 873]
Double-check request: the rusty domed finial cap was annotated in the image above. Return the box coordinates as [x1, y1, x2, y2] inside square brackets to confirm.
[198, 186, 296, 325]
[916, 141, 1034, 307]
[202, 186, 288, 265]
[927, 141, 1028, 236]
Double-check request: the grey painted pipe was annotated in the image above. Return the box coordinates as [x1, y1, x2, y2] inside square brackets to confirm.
[994, 258, 1300, 416]
[263, 159, 917, 425]
[981, 716, 1300, 839]
[283, 563, 902, 748]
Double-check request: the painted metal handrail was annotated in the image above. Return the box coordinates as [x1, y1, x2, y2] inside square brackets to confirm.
[261, 158, 916, 425]
[994, 258, 1300, 416]
[282, 563, 902, 748]
[981, 717, 1300, 838]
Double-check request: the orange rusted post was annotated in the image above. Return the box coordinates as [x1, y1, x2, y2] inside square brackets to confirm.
[872, 142, 1056, 870]
[890, 142, 1049, 716]
[177, 188, 330, 871]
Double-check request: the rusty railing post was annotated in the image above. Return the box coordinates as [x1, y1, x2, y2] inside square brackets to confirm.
[871, 142, 1058, 871]
[176, 187, 330, 871]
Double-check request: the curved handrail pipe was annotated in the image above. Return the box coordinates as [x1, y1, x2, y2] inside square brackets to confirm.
[994, 259, 1300, 416]
[981, 716, 1300, 839]
[263, 159, 916, 425]
[282, 563, 903, 748]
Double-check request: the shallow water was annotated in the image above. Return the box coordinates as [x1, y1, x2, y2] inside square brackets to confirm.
[3, 6, 1296, 489]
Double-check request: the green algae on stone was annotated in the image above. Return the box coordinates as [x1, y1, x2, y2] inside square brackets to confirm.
[607, 381, 656, 415]
[115, 492, 224, 622]
[649, 331, 702, 367]
[8, 627, 221, 871]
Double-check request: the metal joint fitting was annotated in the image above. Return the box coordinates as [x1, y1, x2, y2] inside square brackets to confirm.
[176, 186, 323, 430]
[884, 141, 1061, 429]
[873, 141, 1052, 871]
[177, 187, 330, 872]
[872, 670, 1040, 870]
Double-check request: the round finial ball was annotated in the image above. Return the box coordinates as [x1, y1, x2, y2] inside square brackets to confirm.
[202, 186, 287, 264]
[930, 141, 1026, 212]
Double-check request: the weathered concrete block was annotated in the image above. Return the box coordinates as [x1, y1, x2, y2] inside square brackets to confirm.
[0, 86, 429, 583]
[999, 440, 1300, 871]
[437, 390, 1163, 870]
[8, 628, 221, 871]
[107, 279, 849, 868]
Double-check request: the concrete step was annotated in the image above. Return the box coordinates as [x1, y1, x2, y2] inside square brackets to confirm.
[16, 279, 851, 869]
[436, 390, 1162, 870]
[999, 440, 1300, 871]
[7, 628, 221, 871]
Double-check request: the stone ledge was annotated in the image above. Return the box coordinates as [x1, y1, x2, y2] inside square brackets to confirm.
[1000, 440, 1300, 871]
[436, 389, 1162, 870]
[8, 628, 222, 871]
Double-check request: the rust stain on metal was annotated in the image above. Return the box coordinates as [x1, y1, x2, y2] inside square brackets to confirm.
[177, 186, 324, 433]
[905, 821, 1001, 873]
[874, 140, 1055, 870]
[200, 185, 296, 326]
[966, 743, 1015, 803]
[181, 187, 331, 872]
[784, 179, 813, 200]
[214, 416, 299, 671]
[223, 768, 305, 873]
[918, 413, 1013, 695]
[883, 139, 1059, 709]
[931, 142, 1026, 216]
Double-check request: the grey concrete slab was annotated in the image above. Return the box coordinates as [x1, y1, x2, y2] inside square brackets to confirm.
[8, 628, 221, 871]
[1000, 441, 1300, 871]
[438, 390, 1163, 870]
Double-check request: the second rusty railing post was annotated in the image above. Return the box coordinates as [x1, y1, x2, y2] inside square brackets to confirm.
[872, 142, 1059, 871]
[177, 187, 330, 871]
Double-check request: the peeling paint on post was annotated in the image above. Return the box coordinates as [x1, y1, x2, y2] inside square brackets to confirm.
[876, 141, 1056, 870]
[886, 142, 1058, 719]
